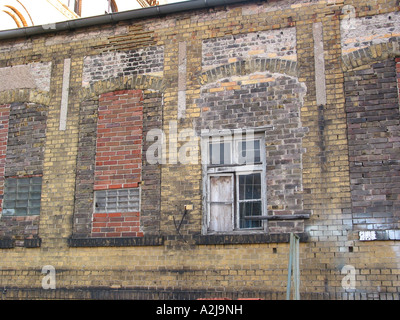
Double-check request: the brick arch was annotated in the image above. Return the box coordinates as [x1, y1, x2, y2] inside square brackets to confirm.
[0, 89, 50, 106]
[198, 58, 298, 86]
[77, 74, 165, 102]
[341, 38, 400, 71]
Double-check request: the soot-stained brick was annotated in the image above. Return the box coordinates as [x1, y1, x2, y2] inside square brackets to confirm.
[345, 59, 400, 231]
[196, 72, 309, 233]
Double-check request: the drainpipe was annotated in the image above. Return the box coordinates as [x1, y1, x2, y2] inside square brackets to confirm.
[0, 0, 251, 40]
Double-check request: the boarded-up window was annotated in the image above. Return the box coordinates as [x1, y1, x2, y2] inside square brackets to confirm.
[208, 175, 234, 232]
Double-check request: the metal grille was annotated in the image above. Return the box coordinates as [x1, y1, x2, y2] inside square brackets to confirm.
[94, 188, 140, 213]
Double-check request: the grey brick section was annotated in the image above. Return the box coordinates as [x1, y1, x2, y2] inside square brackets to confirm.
[5, 102, 47, 177]
[0, 102, 47, 242]
[82, 46, 164, 86]
[72, 99, 98, 238]
[341, 11, 400, 54]
[195, 72, 310, 233]
[344, 59, 400, 231]
[202, 28, 297, 70]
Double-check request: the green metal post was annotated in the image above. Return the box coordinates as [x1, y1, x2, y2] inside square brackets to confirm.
[286, 233, 300, 300]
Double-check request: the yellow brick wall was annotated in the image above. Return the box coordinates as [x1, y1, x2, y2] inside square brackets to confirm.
[0, 0, 399, 300]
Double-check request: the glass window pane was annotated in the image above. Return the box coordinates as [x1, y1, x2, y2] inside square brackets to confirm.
[29, 207, 41, 215]
[30, 184, 42, 192]
[31, 177, 42, 185]
[2, 177, 42, 216]
[16, 200, 29, 208]
[238, 139, 261, 164]
[15, 208, 27, 215]
[238, 173, 262, 200]
[209, 142, 231, 165]
[3, 200, 16, 209]
[29, 199, 41, 208]
[2, 208, 15, 216]
[6, 178, 17, 186]
[18, 179, 29, 186]
[239, 201, 262, 229]
[17, 192, 29, 200]
[94, 188, 140, 213]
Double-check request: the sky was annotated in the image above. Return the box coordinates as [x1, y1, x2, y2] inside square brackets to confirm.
[117, 0, 189, 12]
[70, 0, 190, 18]
[0, 0, 190, 31]
[80, 0, 190, 17]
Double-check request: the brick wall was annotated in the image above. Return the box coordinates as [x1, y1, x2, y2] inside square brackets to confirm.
[0, 104, 9, 213]
[195, 72, 309, 233]
[82, 47, 164, 87]
[91, 90, 143, 237]
[0, 102, 47, 241]
[94, 90, 143, 190]
[201, 28, 297, 70]
[345, 59, 400, 231]
[5, 102, 47, 177]
[72, 88, 162, 239]
[0, 0, 399, 300]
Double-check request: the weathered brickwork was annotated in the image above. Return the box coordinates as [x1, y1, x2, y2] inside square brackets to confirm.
[202, 27, 297, 70]
[82, 46, 164, 86]
[0, 0, 399, 300]
[0, 62, 52, 92]
[0, 102, 47, 242]
[72, 87, 162, 239]
[196, 72, 309, 233]
[345, 59, 400, 231]
[5, 102, 47, 177]
[0, 104, 9, 213]
[341, 11, 400, 54]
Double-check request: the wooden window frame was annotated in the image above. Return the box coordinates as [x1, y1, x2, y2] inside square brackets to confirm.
[201, 131, 267, 235]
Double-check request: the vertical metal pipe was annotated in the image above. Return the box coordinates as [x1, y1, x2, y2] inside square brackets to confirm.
[286, 233, 294, 300]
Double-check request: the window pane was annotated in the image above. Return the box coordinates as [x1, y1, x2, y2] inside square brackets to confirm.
[239, 201, 262, 229]
[209, 142, 231, 165]
[94, 188, 140, 213]
[238, 173, 262, 200]
[2, 177, 42, 216]
[238, 139, 261, 164]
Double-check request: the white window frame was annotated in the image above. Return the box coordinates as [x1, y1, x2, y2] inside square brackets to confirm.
[201, 130, 267, 234]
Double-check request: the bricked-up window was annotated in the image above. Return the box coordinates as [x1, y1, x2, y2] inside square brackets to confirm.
[2, 177, 42, 216]
[89, 90, 144, 238]
[204, 133, 266, 233]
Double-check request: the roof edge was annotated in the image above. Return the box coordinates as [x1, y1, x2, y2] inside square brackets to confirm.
[0, 0, 252, 41]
